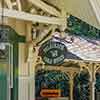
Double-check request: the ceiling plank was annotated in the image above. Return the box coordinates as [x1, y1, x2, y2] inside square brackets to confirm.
[28, 0, 61, 17]
[16, 0, 22, 11]
[89, 0, 100, 26]
[4, 0, 13, 9]
[0, 8, 64, 25]
[65, 0, 100, 29]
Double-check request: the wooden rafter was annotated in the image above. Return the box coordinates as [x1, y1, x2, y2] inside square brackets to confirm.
[36, 25, 54, 45]
[16, 0, 22, 11]
[30, 7, 37, 14]
[0, 8, 64, 25]
[4, 0, 13, 9]
[28, 0, 61, 17]
[12, 2, 17, 6]
[0, 1, 1, 22]
[0, 1, 2, 8]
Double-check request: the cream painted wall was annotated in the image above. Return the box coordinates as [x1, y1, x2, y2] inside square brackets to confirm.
[65, 0, 100, 29]
[42, 0, 100, 29]
[89, 0, 100, 26]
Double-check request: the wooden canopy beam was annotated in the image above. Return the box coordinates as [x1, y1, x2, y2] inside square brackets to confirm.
[0, 8, 64, 25]
[12, 2, 17, 6]
[0, 1, 2, 8]
[28, 0, 61, 17]
[16, 0, 22, 11]
[4, 0, 13, 9]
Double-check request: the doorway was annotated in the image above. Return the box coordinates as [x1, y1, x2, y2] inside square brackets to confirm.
[0, 43, 13, 100]
[35, 69, 70, 100]
[74, 68, 90, 100]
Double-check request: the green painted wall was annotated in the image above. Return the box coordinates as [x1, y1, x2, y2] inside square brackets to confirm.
[0, 25, 26, 100]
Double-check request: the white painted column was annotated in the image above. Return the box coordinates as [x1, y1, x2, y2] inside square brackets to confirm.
[90, 71, 96, 100]
[18, 43, 29, 100]
[92, 81, 95, 100]
[28, 62, 35, 100]
[27, 45, 39, 100]
[90, 80, 96, 100]
[69, 78, 74, 100]
[19, 77, 29, 100]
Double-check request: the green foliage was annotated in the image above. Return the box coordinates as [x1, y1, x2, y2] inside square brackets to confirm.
[95, 73, 100, 92]
[67, 15, 100, 39]
[35, 70, 69, 98]
[74, 71, 90, 100]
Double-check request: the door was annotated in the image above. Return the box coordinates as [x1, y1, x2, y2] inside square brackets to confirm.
[0, 43, 13, 100]
[35, 69, 70, 100]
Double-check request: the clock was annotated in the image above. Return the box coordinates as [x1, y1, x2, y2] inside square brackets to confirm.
[0, 45, 8, 60]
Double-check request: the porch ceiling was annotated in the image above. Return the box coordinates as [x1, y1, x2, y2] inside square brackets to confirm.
[0, 0, 100, 29]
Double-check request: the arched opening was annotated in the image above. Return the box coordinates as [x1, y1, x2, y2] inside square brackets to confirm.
[95, 68, 100, 100]
[35, 69, 69, 100]
[0, 25, 25, 100]
[0, 46, 9, 100]
[74, 68, 90, 100]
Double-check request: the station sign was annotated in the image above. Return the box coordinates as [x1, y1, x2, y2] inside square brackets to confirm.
[40, 89, 61, 97]
[39, 40, 67, 65]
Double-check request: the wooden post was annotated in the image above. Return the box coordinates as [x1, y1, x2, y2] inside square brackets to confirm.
[67, 71, 77, 100]
[89, 63, 96, 100]
[69, 77, 74, 100]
